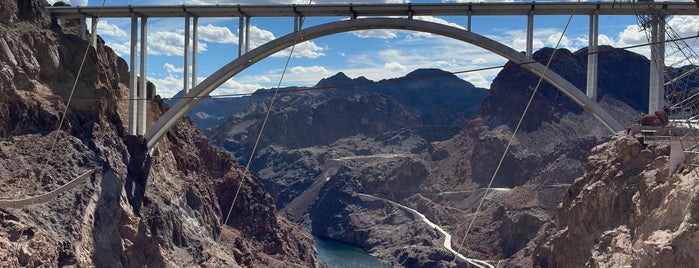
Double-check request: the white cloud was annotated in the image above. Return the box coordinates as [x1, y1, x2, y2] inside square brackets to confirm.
[471, 58, 487, 64]
[47, 0, 88, 5]
[246, 25, 277, 48]
[415, 16, 466, 31]
[290, 65, 332, 75]
[462, 72, 492, 89]
[384, 61, 407, 72]
[163, 63, 183, 74]
[352, 29, 398, 39]
[272, 41, 327, 58]
[94, 20, 127, 38]
[147, 31, 208, 56]
[546, 33, 570, 48]
[148, 74, 184, 98]
[108, 42, 130, 57]
[598, 34, 614, 46]
[668, 16, 699, 37]
[198, 24, 237, 44]
[350, 15, 466, 40]
[215, 79, 265, 96]
[242, 25, 326, 58]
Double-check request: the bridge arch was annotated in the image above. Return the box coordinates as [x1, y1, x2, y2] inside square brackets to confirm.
[145, 17, 624, 149]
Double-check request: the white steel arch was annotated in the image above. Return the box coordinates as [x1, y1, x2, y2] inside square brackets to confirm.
[145, 18, 624, 149]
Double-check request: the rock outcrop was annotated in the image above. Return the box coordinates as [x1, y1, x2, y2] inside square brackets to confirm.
[0, 0, 320, 267]
[536, 134, 699, 267]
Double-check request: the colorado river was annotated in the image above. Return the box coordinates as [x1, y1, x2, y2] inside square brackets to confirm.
[314, 235, 391, 268]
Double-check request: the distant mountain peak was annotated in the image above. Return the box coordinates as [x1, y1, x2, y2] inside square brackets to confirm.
[315, 72, 374, 87]
[316, 72, 353, 87]
[405, 68, 453, 78]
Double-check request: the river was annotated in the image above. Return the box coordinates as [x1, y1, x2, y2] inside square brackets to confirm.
[314, 235, 391, 268]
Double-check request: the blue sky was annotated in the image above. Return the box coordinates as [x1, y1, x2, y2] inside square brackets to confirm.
[48, 0, 699, 98]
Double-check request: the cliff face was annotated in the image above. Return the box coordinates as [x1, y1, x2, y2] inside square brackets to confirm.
[0, 1, 319, 267]
[535, 135, 699, 267]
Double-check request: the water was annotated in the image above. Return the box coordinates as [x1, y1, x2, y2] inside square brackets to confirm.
[314, 236, 391, 268]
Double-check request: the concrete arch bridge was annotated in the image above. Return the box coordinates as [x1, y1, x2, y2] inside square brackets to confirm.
[47, 2, 699, 150]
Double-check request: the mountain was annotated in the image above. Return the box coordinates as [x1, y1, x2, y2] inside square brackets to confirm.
[207, 69, 488, 210]
[206, 39, 699, 266]
[0, 1, 321, 267]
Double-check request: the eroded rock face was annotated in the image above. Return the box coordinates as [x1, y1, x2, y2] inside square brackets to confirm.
[538, 135, 699, 267]
[0, 1, 321, 267]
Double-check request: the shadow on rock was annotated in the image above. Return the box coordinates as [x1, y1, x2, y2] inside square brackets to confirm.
[124, 135, 152, 215]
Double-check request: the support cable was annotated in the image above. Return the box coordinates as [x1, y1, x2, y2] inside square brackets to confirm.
[222, 0, 313, 229]
[7, 0, 110, 207]
[451, 1, 583, 264]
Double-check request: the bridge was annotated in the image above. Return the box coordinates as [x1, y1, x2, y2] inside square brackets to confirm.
[47, 2, 699, 150]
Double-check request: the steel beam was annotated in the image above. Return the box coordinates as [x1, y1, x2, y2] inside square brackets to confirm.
[586, 10, 599, 100]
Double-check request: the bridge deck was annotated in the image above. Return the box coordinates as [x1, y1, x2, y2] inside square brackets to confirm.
[48, 2, 699, 19]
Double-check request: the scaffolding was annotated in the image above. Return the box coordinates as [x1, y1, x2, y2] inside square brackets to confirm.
[626, 0, 699, 171]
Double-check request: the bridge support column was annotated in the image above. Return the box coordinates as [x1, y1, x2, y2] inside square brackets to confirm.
[128, 15, 138, 135]
[192, 16, 198, 89]
[138, 16, 148, 136]
[184, 15, 190, 94]
[90, 17, 98, 49]
[245, 16, 251, 53]
[586, 10, 599, 100]
[649, 15, 666, 113]
[467, 10, 471, 32]
[294, 15, 300, 32]
[238, 16, 244, 57]
[526, 11, 534, 57]
[79, 15, 87, 40]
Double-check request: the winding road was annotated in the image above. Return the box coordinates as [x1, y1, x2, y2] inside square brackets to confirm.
[357, 193, 494, 268]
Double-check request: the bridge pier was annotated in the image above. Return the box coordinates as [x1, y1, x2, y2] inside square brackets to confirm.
[183, 15, 200, 94]
[128, 15, 138, 135]
[649, 15, 666, 113]
[128, 15, 149, 136]
[192, 16, 199, 90]
[587, 10, 599, 100]
[467, 10, 472, 32]
[237, 16, 251, 57]
[184, 14, 190, 94]
[526, 11, 533, 57]
[139, 17, 148, 136]
[90, 17, 98, 48]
